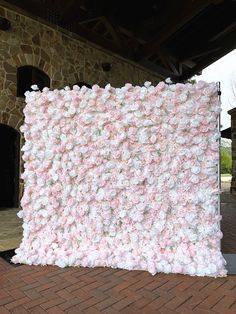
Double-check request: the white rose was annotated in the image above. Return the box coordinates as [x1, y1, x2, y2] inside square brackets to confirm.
[166, 102, 174, 111]
[144, 81, 152, 88]
[79, 100, 87, 109]
[190, 175, 199, 184]
[129, 103, 139, 111]
[83, 114, 93, 124]
[17, 210, 23, 218]
[179, 92, 188, 102]
[185, 212, 196, 223]
[155, 98, 163, 108]
[146, 176, 154, 184]
[47, 91, 56, 101]
[143, 119, 154, 127]
[122, 150, 130, 160]
[69, 170, 77, 178]
[138, 129, 149, 144]
[55, 260, 67, 268]
[130, 212, 143, 222]
[176, 137, 186, 145]
[106, 161, 116, 170]
[119, 210, 126, 218]
[130, 177, 139, 185]
[96, 188, 105, 201]
[90, 91, 97, 99]
[190, 119, 200, 127]
[191, 146, 204, 156]
[68, 106, 76, 115]
[100, 148, 110, 157]
[134, 111, 143, 118]
[191, 166, 201, 174]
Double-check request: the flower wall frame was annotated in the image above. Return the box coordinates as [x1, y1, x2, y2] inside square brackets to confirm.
[12, 81, 227, 277]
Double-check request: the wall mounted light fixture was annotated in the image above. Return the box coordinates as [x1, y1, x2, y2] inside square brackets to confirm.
[101, 63, 112, 72]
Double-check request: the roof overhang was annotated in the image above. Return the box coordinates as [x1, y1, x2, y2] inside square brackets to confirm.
[1, 0, 236, 80]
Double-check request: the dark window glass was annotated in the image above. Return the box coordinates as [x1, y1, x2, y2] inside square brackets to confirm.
[76, 82, 91, 89]
[17, 66, 50, 97]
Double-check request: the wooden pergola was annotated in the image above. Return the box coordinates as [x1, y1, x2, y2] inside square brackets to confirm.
[2, 0, 236, 81]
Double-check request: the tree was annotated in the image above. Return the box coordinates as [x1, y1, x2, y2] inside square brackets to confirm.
[220, 147, 232, 174]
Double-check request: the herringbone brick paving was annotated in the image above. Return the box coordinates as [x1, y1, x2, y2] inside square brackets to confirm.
[0, 258, 236, 313]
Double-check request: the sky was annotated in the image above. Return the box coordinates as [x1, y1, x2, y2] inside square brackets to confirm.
[195, 49, 236, 130]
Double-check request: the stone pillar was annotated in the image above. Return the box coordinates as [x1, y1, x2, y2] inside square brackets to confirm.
[228, 108, 236, 194]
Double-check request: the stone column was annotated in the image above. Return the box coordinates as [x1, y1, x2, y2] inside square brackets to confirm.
[228, 108, 236, 194]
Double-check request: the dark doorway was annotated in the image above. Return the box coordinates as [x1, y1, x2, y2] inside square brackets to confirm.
[0, 124, 20, 208]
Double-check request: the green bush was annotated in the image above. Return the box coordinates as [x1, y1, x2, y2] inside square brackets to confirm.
[220, 147, 232, 174]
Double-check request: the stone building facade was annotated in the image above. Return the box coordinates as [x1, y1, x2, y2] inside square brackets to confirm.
[0, 4, 161, 206]
[228, 108, 236, 194]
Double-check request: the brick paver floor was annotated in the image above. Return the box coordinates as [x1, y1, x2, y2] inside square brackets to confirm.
[1, 190, 235, 313]
[1, 257, 236, 314]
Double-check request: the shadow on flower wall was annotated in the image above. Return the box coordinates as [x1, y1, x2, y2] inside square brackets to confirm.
[12, 81, 227, 277]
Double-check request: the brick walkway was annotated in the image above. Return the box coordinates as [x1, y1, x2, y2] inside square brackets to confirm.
[1, 190, 235, 313]
[1, 258, 236, 314]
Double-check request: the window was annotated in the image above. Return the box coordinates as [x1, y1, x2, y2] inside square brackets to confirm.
[17, 66, 50, 97]
[75, 82, 91, 89]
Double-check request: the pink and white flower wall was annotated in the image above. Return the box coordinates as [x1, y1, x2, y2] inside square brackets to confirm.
[12, 81, 227, 277]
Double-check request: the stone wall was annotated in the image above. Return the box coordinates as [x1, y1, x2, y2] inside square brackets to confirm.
[228, 108, 236, 194]
[0, 4, 161, 203]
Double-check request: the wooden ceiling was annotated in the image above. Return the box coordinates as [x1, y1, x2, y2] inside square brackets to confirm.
[3, 0, 236, 81]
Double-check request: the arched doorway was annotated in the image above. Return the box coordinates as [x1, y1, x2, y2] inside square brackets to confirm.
[0, 124, 20, 208]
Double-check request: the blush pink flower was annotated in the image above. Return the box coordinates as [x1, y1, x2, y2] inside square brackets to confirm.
[13, 81, 225, 278]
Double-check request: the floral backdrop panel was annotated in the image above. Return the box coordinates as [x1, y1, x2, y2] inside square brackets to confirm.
[12, 81, 227, 277]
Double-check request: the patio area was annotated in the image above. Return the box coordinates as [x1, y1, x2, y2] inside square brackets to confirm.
[0, 189, 236, 313]
[1, 256, 236, 314]
[0, 209, 22, 252]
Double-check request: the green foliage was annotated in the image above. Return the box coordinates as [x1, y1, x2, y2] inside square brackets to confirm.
[220, 147, 232, 174]
[187, 78, 197, 84]
[182, 76, 197, 84]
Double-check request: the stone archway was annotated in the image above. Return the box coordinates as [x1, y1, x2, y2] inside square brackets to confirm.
[0, 124, 20, 208]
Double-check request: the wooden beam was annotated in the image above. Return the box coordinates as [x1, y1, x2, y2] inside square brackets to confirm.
[71, 23, 127, 57]
[135, 0, 224, 61]
[210, 22, 236, 42]
[0, 0, 49, 20]
[182, 60, 196, 69]
[139, 60, 178, 79]
[179, 31, 236, 81]
[157, 45, 180, 75]
[118, 26, 146, 44]
[178, 62, 183, 76]
[55, 0, 91, 26]
[184, 47, 221, 61]
[74, 16, 131, 57]
[178, 20, 235, 62]
[100, 16, 124, 49]
[79, 16, 103, 25]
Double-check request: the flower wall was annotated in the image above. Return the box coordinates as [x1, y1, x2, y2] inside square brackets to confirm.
[12, 81, 227, 277]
